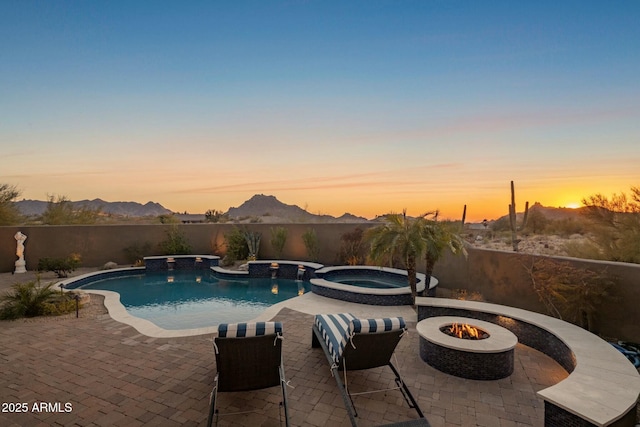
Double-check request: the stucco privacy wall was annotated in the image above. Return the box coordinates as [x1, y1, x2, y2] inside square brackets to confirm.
[0, 224, 377, 272]
[1, 224, 639, 341]
[436, 247, 640, 343]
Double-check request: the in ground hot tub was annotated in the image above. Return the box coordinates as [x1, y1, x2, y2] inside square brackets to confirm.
[311, 265, 438, 306]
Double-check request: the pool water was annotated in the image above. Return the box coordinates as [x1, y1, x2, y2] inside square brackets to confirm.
[81, 271, 309, 330]
[328, 275, 406, 289]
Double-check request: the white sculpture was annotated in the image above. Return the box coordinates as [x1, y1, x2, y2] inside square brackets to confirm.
[14, 231, 27, 274]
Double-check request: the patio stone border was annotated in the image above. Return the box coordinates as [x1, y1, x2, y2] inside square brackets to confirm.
[416, 297, 640, 427]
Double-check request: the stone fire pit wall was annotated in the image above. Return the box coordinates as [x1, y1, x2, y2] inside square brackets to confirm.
[417, 305, 576, 372]
[418, 317, 517, 380]
[421, 339, 514, 380]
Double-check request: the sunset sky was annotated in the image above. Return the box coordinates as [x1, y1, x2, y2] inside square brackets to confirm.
[1, 1, 639, 222]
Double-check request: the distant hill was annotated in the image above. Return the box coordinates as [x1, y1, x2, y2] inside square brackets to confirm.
[492, 202, 587, 224]
[226, 194, 370, 223]
[15, 198, 172, 217]
[527, 202, 588, 220]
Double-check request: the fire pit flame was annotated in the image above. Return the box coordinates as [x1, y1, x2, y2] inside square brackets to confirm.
[441, 323, 489, 340]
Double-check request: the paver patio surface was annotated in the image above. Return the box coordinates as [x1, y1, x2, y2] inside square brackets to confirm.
[0, 270, 570, 426]
[0, 291, 567, 427]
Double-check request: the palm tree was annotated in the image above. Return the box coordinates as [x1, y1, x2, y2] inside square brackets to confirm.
[420, 212, 467, 295]
[367, 210, 426, 304]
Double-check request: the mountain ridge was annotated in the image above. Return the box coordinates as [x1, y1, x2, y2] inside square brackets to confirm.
[15, 198, 172, 217]
[13, 195, 584, 223]
[225, 194, 370, 223]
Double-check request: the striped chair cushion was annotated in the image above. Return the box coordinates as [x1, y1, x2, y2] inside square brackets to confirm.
[217, 322, 283, 338]
[314, 314, 406, 364]
[315, 313, 356, 365]
[351, 317, 406, 333]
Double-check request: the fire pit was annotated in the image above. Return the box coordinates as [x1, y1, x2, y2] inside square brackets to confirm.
[440, 322, 490, 340]
[417, 316, 518, 380]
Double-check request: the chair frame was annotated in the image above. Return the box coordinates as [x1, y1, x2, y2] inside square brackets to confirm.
[312, 322, 428, 426]
[208, 331, 290, 427]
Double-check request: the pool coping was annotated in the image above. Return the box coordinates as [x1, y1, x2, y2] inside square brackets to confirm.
[55, 267, 424, 338]
[58, 267, 315, 338]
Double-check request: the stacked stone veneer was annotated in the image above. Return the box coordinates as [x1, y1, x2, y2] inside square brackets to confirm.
[247, 261, 322, 280]
[417, 306, 576, 372]
[420, 337, 514, 380]
[543, 402, 637, 427]
[310, 283, 414, 306]
[144, 255, 220, 272]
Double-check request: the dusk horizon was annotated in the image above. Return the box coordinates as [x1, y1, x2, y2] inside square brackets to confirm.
[10, 191, 588, 222]
[2, 1, 639, 223]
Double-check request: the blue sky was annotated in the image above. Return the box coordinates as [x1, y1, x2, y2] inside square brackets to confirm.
[1, 1, 639, 220]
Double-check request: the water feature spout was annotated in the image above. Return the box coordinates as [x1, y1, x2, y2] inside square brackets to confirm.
[270, 262, 279, 279]
[296, 265, 306, 281]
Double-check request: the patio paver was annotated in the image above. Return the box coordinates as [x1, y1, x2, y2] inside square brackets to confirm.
[0, 270, 573, 426]
[0, 293, 568, 426]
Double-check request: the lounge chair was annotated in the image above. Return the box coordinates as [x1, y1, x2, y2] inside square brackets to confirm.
[208, 322, 290, 427]
[312, 313, 430, 427]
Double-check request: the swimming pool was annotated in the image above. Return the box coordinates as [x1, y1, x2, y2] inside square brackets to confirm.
[80, 271, 309, 330]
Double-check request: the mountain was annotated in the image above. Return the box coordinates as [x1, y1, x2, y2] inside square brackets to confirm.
[15, 198, 172, 217]
[492, 202, 587, 224]
[526, 202, 589, 221]
[226, 194, 370, 223]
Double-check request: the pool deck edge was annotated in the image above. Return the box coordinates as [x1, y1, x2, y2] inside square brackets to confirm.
[82, 289, 418, 338]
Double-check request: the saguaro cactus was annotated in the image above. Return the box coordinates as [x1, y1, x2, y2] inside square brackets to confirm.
[508, 181, 529, 252]
[461, 205, 467, 227]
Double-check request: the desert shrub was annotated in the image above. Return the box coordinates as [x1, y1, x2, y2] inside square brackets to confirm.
[157, 214, 180, 224]
[490, 216, 511, 232]
[270, 227, 288, 259]
[522, 256, 616, 331]
[205, 209, 229, 223]
[158, 226, 191, 255]
[42, 293, 81, 316]
[37, 253, 82, 278]
[0, 183, 23, 225]
[523, 209, 549, 234]
[338, 227, 365, 265]
[0, 281, 79, 319]
[302, 228, 320, 262]
[451, 289, 485, 302]
[223, 227, 249, 265]
[563, 240, 604, 260]
[39, 195, 102, 225]
[546, 217, 588, 236]
[581, 186, 640, 263]
[123, 242, 152, 266]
